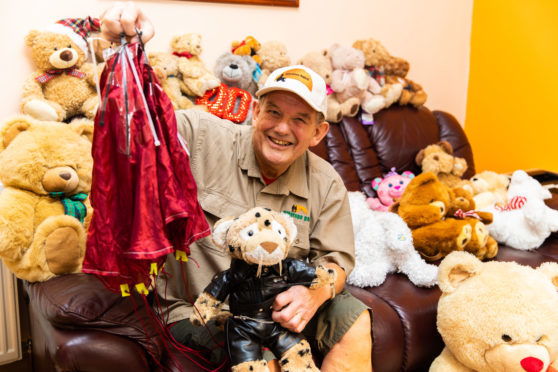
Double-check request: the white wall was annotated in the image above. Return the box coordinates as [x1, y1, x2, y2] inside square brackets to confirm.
[0, 0, 473, 124]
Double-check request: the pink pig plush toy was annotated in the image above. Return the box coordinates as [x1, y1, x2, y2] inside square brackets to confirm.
[367, 167, 415, 211]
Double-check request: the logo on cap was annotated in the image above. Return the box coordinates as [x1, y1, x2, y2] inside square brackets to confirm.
[275, 68, 313, 91]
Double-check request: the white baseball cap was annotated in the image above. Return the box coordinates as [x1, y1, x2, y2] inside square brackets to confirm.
[255, 65, 327, 117]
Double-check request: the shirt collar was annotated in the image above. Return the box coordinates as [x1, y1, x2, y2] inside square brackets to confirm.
[238, 127, 309, 199]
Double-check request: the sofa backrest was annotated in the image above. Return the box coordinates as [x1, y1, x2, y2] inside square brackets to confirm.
[310, 106, 475, 197]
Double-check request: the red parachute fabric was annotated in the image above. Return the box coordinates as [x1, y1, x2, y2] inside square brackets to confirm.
[83, 41, 210, 293]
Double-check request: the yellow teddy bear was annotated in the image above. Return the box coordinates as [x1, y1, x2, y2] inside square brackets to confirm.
[21, 18, 101, 122]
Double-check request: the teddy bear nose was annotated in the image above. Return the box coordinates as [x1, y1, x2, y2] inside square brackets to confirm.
[394, 185, 401, 190]
[520, 356, 544, 372]
[59, 172, 72, 180]
[433, 155, 439, 161]
[230, 64, 238, 69]
[261, 242, 278, 253]
[60, 50, 73, 62]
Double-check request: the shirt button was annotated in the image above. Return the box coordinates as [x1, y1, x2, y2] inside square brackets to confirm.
[263, 268, 268, 273]
[259, 308, 263, 312]
[295, 239, 300, 244]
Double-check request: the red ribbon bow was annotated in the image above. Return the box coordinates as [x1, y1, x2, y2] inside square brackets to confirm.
[172, 51, 193, 59]
[453, 209, 481, 220]
[36, 68, 86, 84]
[495, 195, 527, 212]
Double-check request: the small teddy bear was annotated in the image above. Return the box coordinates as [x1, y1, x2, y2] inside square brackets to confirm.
[148, 52, 195, 110]
[190, 207, 335, 372]
[348, 191, 438, 288]
[470, 170, 510, 210]
[171, 33, 220, 97]
[231, 35, 262, 64]
[415, 141, 473, 191]
[485, 170, 558, 250]
[431, 251, 558, 372]
[299, 50, 342, 123]
[366, 167, 415, 211]
[0, 115, 93, 282]
[257, 41, 292, 89]
[21, 18, 101, 122]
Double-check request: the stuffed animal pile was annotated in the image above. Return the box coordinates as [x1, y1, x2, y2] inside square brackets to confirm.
[190, 207, 335, 372]
[431, 251, 558, 372]
[484, 170, 558, 250]
[0, 115, 93, 282]
[347, 191, 437, 287]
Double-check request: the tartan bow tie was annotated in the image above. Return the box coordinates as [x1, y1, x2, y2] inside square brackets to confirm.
[36, 68, 86, 84]
[453, 209, 481, 220]
[48, 192, 88, 224]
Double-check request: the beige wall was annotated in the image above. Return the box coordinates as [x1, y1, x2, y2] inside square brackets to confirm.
[0, 0, 473, 124]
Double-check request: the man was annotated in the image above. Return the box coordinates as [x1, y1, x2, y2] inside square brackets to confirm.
[100, 3, 372, 371]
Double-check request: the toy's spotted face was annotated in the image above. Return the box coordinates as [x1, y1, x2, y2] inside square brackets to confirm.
[212, 207, 297, 266]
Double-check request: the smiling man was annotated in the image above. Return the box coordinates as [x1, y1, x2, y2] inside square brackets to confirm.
[100, 4, 373, 371]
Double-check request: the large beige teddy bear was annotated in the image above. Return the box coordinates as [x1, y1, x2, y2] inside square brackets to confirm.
[0, 115, 93, 282]
[431, 251, 558, 372]
[21, 18, 101, 122]
[171, 33, 220, 97]
[257, 40, 292, 89]
[148, 52, 195, 110]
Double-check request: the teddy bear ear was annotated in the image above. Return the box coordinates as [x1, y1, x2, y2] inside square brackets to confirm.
[212, 217, 236, 250]
[69, 118, 94, 143]
[402, 171, 415, 179]
[170, 36, 181, 49]
[24, 30, 41, 48]
[536, 262, 558, 290]
[371, 177, 383, 190]
[415, 148, 426, 165]
[437, 140, 454, 155]
[0, 115, 33, 150]
[242, 55, 256, 69]
[437, 251, 482, 294]
[388, 200, 400, 213]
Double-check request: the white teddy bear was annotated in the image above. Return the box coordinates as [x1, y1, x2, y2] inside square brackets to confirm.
[347, 191, 438, 287]
[486, 170, 558, 250]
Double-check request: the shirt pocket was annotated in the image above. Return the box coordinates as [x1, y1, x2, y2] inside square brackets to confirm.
[288, 217, 310, 260]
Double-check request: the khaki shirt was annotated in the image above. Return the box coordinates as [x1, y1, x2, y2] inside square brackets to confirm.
[157, 110, 354, 323]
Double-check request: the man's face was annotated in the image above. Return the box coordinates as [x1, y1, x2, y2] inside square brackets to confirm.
[252, 91, 329, 178]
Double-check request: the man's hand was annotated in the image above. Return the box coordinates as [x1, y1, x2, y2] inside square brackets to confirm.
[271, 284, 330, 333]
[100, 2, 154, 44]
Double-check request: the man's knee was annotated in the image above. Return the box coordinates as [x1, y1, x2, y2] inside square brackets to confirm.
[339, 310, 372, 348]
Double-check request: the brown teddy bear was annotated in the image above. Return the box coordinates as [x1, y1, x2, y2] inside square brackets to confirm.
[415, 141, 473, 191]
[391, 172, 475, 262]
[190, 207, 334, 372]
[148, 52, 195, 110]
[299, 50, 342, 123]
[470, 170, 511, 209]
[171, 33, 220, 97]
[0, 115, 93, 282]
[21, 18, 101, 122]
[257, 40, 292, 89]
[353, 37, 427, 108]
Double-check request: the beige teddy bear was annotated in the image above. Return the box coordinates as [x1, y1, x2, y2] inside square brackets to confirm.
[431, 251, 558, 372]
[21, 18, 101, 122]
[171, 33, 220, 97]
[0, 115, 93, 282]
[148, 52, 195, 110]
[257, 41, 292, 89]
[415, 141, 472, 191]
[470, 170, 510, 209]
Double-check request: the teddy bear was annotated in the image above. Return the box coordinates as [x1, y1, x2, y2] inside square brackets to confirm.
[298, 50, 343, 123]
[470, 170, 511, 210]
[415, 141, 473, 191]
[390, 172, 495, 262]
[347, 191, 438, 287]
[431, 251, 558, 372]
[328, 43, 386, 119]
[148, 52, 196, 110]
[190, 207, 335, 372]
[21, 18, 101, 122]
[257, 41, 292, 89]
[353, 37, 427, 108]
[170, 33, 220, 97]
[366, 167, 415, 211]
[214, 52, 258, 96]
[484, 170, 558, 250]
[0, 115, 93, 282]
[231, 35, 262, 64]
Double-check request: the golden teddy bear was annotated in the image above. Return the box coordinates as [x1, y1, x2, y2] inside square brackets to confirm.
[257, 41, 292, 89]
[171, 33, 220, 97]
[21, 18, 101, 122]
[416, 141, 473, 191]
[0, 115, 93, 282]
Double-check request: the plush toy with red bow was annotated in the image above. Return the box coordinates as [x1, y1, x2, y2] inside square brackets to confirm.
[21, 17, 101, 122]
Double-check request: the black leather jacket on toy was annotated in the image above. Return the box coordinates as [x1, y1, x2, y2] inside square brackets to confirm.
[204, 257, 317, 318]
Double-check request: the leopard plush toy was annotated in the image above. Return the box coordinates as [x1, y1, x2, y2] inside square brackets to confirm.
[190, 207, 336, 372]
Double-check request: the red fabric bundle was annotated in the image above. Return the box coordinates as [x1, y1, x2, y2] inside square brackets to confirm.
[83, 41, 210, 293]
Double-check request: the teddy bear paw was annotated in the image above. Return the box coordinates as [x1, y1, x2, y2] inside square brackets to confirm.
[23, 99, 60, 122]
[45, 226, 83, 275]
[431, 201, 446, 217]
[457, 224, 472, 250]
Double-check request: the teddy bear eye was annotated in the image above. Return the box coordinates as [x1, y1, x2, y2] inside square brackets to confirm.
[54, 47, 58, 51]
[68, 44, 72, 48]
[399, 181, 404, 185]
[502, 334, 512, 342]
[388, 183, 393, 187]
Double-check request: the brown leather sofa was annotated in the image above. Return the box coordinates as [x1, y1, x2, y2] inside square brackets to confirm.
[23, 105, 558, 372]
